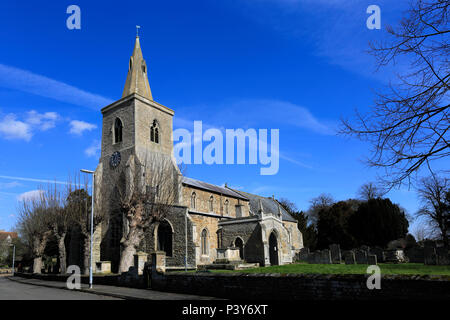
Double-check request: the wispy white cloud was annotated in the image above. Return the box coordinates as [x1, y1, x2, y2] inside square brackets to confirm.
[233, 99, 335, 135]
[177, 99, 335, 135]
[85, 140, 101, 158]
[0, 181, 22, 189]
[69, 120, 97, 135]
[25, 110, 59, 130]
[0, 110, 60, 141]
[0, 114, 32, 141]
[235, 0, 409, 81]
[0, 64, 113, 110]
[17, 189, 44, 202]
[279, 152, 313, 169]
[0, 175, 68, 185]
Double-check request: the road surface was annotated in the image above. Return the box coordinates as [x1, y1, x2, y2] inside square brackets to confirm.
[0, 276, 120, 300]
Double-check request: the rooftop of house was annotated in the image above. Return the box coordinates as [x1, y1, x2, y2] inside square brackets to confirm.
[0, 231, 18, 241]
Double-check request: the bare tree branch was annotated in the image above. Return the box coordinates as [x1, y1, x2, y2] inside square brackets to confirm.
[341, 0, 449, 188]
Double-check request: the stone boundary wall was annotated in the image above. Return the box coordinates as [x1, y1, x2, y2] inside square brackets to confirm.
[13, 271, 450, 300]
[14, 272, 147, 289]
[0, 268, 13, 274]
[151, 272, 450, 300]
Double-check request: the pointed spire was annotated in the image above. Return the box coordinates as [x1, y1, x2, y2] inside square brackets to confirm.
[122, 36, 153, 100]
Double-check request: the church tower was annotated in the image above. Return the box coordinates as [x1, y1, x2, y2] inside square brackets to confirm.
[99, 35, 177, 165]
[95, 36, 180, 271]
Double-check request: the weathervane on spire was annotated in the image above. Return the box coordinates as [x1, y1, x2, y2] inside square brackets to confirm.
[136, 25, 141, 37]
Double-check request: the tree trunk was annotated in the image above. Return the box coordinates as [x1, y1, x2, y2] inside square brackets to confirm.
[119, 243, 136, 273]
[57, 233, 67, 274]
[32, 235, 48, 274]
[33, 257, 42, 274]
[118, 227, 142, 273]
[437, 220, 448, 248]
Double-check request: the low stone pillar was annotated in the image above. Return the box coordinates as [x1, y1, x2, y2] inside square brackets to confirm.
[151, 251, 166, 273]
[95, 261, 111, 274]
[134, 252, 148, 275]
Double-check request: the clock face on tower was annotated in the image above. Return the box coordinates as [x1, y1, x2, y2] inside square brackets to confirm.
[110, 151, 121, 168]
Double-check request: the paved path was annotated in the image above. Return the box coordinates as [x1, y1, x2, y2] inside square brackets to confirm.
[4, 276, 219, 300]
[0, 276, 119, 300]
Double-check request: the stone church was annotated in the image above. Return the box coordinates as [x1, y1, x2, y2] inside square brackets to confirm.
[90, 36, 303, 272]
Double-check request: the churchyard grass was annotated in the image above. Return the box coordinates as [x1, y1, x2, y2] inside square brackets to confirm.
[206, 263, 450, 276]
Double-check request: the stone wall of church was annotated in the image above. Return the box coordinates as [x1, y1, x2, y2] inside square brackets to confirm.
[134, 98, 174, 157]
[283, 221, 303, 251]
[182, 186, 250, 218]
[98, 148, 136, 272]
[260, 217, 295, 265]
[101, 99, 136, 159]
[219, 220, 264, 265]
[188, 213, 221, 265]
[143, 206, 196, 268]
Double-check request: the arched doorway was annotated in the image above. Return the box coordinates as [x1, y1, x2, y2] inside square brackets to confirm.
[269, 232, 278, 266]
[157, 220, 173, 257]
[234, 237, 244, 260]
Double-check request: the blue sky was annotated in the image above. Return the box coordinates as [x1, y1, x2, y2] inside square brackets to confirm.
[0, 0, 437, 232]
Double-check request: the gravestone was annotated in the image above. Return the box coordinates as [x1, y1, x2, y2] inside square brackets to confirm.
[329, 244, 342, 264]
[344, 251, 356, 265]
[360, 245, 370, 254]
[313, 251, 321, 264]
[297, 247, 310, 262]
[306, 251, 319, 264]
[369, 247, 385, 263]
[385, 249, 407, 263]
[355, 250, 368, 264]
[321, 249, 332, 264]
[367, 254, 377, 265]
[405, 247, 424, 263]
[424, 246, 437, 265]
[436, 247, 450, 265]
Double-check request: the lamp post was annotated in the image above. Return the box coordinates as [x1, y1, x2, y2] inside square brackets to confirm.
[80, 169, 95, 289]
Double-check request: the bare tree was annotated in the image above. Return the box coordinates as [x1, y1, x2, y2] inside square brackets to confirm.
[416, 174, 449, 246]
[44, 183, 69, 274]
[17, 190, 52, 274]
[0, 238, 9, 266]
[357, 182, 385, 200]
[341, 0, 449, 188]
[307, 193, 334, 225]
[66, 174, 104, 275]
[411, 221, 436, 242]
[117, 154, 179, 273]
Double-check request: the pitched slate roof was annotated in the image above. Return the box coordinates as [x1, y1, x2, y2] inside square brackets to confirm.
[228, 189, 297, 223]
[181, 177, 248, 200]
[181, 176, 297, 223]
